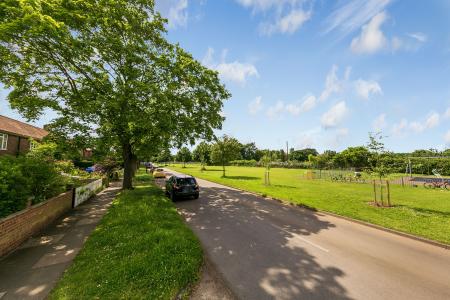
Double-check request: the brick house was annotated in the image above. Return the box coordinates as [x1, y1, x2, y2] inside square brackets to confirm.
[0, 115, 48, 156]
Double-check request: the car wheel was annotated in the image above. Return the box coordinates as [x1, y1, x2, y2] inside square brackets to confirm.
[170, 191, 176, 201]
[194, 193, 199, 199]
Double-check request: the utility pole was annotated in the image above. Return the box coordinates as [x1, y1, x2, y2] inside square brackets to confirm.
[286, 141, 289, 162]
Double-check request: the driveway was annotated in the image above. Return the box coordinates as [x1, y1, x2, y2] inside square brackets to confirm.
[164, 169, 450, 300]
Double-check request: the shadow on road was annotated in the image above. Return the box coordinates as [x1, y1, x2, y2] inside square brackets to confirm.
[176, 184, 352, 300]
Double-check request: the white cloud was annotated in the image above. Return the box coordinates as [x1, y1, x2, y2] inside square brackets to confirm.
[235, 0, 312, 35]
[324, 0, 391, 36]
[266, 101, 285, 119]
[350, 11, 388, 54]
[328, 128, 349, 148]
[392, 112, 440, 136]
[156, 0, 189, 29]
[425, 112, 440, 129]
[445, 130, 450, 146]
[261, 9, 311, 35]
[202, 48, 259, 85]
[372, 113, 387, 131]
[285, 94, 317, 116]
[354, 79, 382, 99]
[248, 96, 263, 115]
[321, 101, 349, 129]
[319, 65, 343, 102]
[407, 32, 427, 43]
[444, 107, 450, 119]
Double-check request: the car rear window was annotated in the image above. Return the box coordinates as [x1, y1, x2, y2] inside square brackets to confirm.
[156, 168, 163, 171]
[176, 178, 196, 185]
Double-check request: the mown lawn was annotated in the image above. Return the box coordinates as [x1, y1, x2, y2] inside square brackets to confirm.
[170, 164, 450, 245]
[49, 171, 203, 299]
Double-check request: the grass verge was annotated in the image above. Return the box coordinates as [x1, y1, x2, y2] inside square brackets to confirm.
[49, 171, 203, 299]
[170, 164, 450, 245]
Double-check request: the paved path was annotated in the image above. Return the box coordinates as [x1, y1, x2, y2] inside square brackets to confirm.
[0, 183, 121, 300]
[165, 169, 450, 300]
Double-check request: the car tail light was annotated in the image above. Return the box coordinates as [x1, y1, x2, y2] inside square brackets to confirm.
[194, 184, 199, 190]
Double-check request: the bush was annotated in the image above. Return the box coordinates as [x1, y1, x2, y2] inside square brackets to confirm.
[20, 156, 66, 204]
[0, 150, 67, 217]
[0, 156, 30, 218]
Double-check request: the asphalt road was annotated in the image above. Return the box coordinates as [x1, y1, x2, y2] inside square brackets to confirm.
[164, 169, 450, 300]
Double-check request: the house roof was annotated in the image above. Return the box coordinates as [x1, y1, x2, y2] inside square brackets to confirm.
[0, 115, 48, 140]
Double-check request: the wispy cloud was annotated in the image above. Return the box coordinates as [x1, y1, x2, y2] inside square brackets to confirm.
[319, 65, 343, 102]
[392, 112, 440, 136]
[156, 0, 189, 29]
[202, 48, 259, 86]
[248, 96, 263, 115]
[324, 0, 391, 37]
[321, 101, 349, 129]
[350, 11, 388, 54]
[407, 32, 428, 43]
[445, 130, 450, 146]
[372, 113, 387, 131]
[235, 0, 313, 36]
[265, 94, 317, 119]
[354, 79, 382, 99]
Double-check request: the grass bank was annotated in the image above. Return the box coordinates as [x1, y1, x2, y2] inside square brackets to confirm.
[49, 171, 203, 299]
[170, 164, 450, 245]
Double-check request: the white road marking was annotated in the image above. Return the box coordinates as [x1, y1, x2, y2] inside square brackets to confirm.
[271, 224, 330, 253]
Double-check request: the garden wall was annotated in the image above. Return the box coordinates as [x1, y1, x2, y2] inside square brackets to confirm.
[0, 190, 73, 257]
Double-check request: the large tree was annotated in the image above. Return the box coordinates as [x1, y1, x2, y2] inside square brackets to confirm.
[0, 0, 230, 189]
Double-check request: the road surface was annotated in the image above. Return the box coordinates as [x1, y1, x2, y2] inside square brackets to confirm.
[164, 169, 450, 300]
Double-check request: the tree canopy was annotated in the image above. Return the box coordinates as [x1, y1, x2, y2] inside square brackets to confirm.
[0, 0, 230, 188]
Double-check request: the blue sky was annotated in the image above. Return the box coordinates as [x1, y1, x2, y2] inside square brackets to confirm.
[1, 0, 450, 152]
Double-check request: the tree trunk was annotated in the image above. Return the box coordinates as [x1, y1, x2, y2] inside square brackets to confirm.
[130, 154, 138, 177]
[122, 142, 134, 189]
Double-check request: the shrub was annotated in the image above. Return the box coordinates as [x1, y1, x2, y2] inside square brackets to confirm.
[20, 156, 66, 204]
[0, 156, 30, 218]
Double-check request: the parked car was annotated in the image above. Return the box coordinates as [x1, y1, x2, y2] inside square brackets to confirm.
[153, 168, 166, 178]
[165, 175, 199, 200]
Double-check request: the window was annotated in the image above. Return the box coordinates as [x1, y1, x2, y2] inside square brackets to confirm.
[0, 133, 8, 150]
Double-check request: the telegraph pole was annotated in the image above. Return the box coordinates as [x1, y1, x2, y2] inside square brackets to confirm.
[286, 141, 289, 162]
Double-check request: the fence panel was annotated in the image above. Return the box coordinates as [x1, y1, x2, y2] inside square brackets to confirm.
[73, 179, 103, 207]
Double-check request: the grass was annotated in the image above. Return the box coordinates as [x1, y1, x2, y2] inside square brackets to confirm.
[49, 171, 203, 299]
[170, 164, 450, 245]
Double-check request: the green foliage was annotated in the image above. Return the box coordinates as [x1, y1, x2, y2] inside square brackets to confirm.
[0, 156, 30, 218]
[0, 150, 66, 218]
[289, 148, 318, 162]
[176, 147, 192, 167]
[192, 141, 211, 170]
[49, 172, 202, 299]
[210, 135, 242, 176]
[0, 0, 230, 189]
[240, 142, 260, 160]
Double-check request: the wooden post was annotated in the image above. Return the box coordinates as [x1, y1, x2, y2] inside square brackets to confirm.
[373, 180, 377, 205]
[401, 177, 404, 187]
[380, 180, 384, 207]
[387, 180, 391, 207]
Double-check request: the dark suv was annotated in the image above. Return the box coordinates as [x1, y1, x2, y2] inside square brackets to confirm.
[165, 175, 199, 200]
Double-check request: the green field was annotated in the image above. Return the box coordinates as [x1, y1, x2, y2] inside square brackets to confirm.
[50, 172, 202, 299]
[170, 164, 450, 245]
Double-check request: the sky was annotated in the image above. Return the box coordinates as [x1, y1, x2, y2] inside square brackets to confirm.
[1, 0, 450, 152]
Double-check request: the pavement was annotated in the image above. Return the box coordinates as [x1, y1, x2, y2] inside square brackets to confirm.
[0, 182, 121, 300]
[164, 169, 450, 300]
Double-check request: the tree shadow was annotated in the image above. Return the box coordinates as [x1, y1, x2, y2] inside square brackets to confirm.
[175, 185, 352, 300]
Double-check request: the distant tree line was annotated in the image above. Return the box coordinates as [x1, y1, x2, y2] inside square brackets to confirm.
[155, 135, 450, 176]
